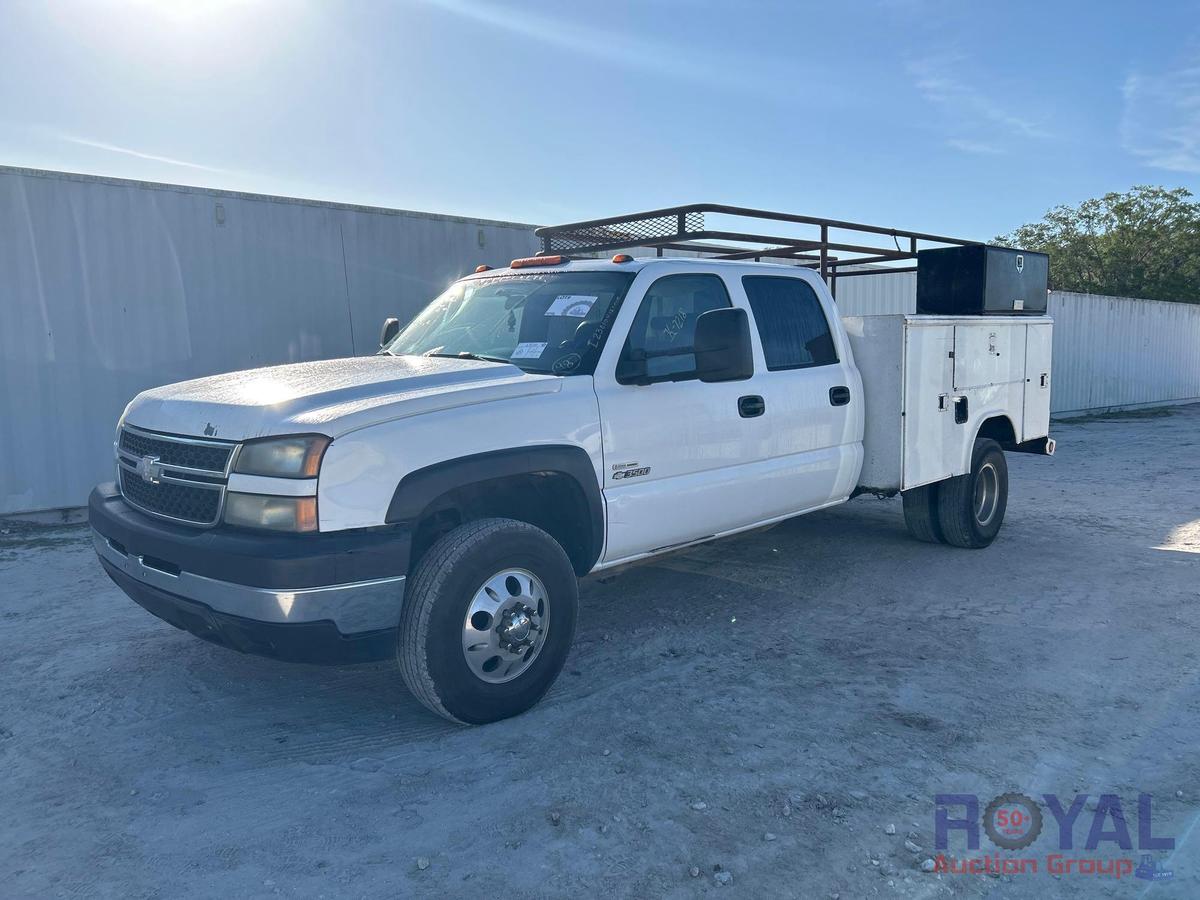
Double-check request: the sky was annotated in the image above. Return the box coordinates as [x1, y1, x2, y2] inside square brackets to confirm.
[1, 0, 1198, 241]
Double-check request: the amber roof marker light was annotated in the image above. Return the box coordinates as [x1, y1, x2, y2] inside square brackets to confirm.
[474, 264, 493, 273]
[510, 255, 566, 269]
[612, 254, 633, 263]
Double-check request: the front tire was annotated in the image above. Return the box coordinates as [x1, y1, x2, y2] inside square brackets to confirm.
[398, 518, 578, 724]
[936, 438, 1008, 548]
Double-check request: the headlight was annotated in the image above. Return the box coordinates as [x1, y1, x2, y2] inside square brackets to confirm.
[224, 493, 318, 532]
[234, 435, 330, 478]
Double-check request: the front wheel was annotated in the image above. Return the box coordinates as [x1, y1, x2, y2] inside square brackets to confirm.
[936, 438, 1009, 548]
[398, 518, 578, 724]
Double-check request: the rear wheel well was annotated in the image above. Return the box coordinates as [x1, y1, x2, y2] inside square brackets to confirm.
[409, 472, 596, 577]
[976, 415, 1017, 449]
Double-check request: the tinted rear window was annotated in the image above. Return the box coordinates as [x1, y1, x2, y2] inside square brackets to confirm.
[741, 276, 838, 370]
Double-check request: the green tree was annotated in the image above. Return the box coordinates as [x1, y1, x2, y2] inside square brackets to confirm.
[995, 186, 1200, 303]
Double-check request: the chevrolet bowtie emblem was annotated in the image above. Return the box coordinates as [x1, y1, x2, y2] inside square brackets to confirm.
[136, 454, 163, 484]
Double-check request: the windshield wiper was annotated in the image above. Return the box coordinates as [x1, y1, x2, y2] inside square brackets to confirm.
[423, 351, 511, 365]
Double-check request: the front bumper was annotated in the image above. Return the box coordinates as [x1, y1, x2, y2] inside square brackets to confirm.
[89, 483, 411, 664]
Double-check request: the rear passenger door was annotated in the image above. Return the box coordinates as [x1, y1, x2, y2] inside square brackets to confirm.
[735, 274, 863, 517]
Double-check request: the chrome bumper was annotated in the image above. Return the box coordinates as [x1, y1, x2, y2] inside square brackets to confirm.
[92, 530, 405, 635]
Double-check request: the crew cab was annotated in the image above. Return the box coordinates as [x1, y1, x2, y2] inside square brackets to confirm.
[89, 208, 1054, 724]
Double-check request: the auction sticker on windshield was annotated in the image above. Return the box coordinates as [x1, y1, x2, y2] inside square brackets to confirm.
[511, 341, 548, 359]
[544, 295, 597, 317]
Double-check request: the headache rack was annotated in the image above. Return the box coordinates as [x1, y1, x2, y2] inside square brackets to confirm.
[534, 203, 979, 297]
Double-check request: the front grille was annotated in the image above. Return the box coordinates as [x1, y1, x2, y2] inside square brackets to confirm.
[120, 468, 222, 525]
[116, 426, 235, 526]
[119, 428, 233, 472]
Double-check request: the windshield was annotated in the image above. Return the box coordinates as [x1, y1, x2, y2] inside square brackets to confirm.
[383, 270, 637, 375]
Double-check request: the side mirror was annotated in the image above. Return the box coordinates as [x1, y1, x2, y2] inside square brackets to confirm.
[694, 308, 753, 382]
[379, 317, 400, 348]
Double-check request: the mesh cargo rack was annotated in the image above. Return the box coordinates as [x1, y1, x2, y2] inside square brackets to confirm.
[535, 203, 979, 297]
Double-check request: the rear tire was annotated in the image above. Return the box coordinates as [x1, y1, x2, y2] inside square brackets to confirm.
[398, 518, 578, 724]
[937, 438, 1008, 549]
[902, 483, 944, 543]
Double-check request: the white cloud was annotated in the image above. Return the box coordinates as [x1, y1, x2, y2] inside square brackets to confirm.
[909, 54, 1050, 152]
[417, 0, 705, 79]
[414, 0, 805, 93]
[1121, 64, 1200, 174]
[946, 138, 1003, 155]
[50, 132, 229, 173]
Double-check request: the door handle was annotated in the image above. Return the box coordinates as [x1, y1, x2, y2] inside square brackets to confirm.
[738, 395, 766, 418]
[829, 386, 851, 406]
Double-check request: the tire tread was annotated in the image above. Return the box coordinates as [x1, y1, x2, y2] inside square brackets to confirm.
[398, 517, 568, 724]
[937, 438, 1006, 549]
[902, 483, 943, 543]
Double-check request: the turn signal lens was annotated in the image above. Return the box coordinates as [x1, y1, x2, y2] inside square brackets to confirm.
[510, 255, 565, 268]
[295, 496, 318, 532]
[224, 494, 318, 533]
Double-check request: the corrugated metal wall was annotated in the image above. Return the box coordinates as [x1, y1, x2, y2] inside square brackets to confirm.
[1046, 292, 1200, 415]
[4, 166, 1199, 514]
[834, 270, 917, 316]
[0, 166, 538, 515]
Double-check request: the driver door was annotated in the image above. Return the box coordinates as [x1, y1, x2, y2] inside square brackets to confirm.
[593, 272, 763, 563]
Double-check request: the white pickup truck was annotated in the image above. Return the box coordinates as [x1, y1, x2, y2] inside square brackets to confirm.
[90, 221, 1054, 724]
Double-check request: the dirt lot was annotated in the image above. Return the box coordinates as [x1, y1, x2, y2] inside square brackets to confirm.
[3, 406, 1200, 899]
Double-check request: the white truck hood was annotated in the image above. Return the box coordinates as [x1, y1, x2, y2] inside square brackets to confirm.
[122, 355, 562, 441]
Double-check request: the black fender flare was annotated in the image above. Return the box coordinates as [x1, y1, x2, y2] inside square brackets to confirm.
[385, 445, 604, 574]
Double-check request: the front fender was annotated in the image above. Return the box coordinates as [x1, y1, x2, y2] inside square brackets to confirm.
[315, 377, 603, 531]
[385, 445, 604, 572]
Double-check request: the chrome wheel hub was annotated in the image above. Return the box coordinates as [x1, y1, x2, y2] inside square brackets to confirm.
[975, 461, 999, 527]
[497, 605, 535, 651]
[462, 568, 549, 684]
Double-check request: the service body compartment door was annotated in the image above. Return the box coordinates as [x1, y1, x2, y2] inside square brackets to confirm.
[952, 325, 1025, 391]
[1022, 322, 1053, 439]
[901, 323, 957, 489]
[951, 321, 1028, 459]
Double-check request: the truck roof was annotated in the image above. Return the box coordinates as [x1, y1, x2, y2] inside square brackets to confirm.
[461, 255, 815, 281]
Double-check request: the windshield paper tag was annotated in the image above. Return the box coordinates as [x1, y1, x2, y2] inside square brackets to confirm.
[511, 341, 548, 359]
[545, 295, 597, 317]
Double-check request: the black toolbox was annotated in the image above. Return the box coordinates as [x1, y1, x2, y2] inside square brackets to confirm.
[916, 245, 1049, 315]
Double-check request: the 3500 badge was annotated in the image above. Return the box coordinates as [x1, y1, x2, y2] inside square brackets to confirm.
[612, 467, 650, 480]
[611, 463, 651, 480]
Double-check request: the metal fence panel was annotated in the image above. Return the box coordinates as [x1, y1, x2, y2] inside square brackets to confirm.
[0, 167, 537, 514]
[834, 271, 917, 316]
[1047, 292, 1200, 415]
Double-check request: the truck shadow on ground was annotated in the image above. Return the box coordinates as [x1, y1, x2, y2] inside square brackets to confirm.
[95, 499, 917, 762]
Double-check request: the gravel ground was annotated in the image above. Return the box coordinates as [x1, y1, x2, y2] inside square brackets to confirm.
[3, 405, 1200, 899]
